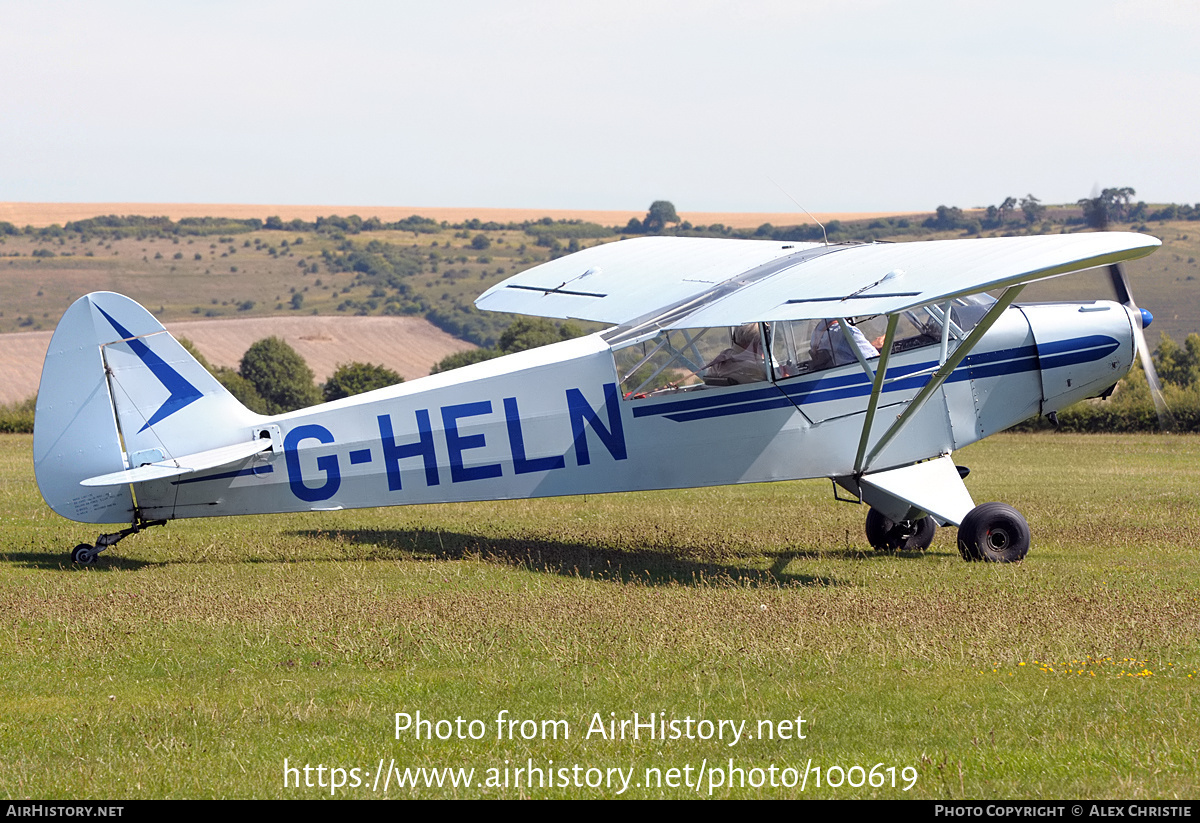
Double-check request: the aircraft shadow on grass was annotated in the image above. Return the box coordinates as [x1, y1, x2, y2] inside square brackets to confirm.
[2, 550, 161, 572]
[288, 526, 939, 586]
[5, 530, 933, 576]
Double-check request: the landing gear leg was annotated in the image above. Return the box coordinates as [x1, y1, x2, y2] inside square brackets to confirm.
[70, 515, 166, 565]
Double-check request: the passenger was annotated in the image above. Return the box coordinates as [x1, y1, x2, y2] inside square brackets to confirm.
[810, 318, 878, 370]
[704, 323, 768, 385]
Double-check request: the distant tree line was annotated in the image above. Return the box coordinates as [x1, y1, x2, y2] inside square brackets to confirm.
[6, 188, 1200, 246]
[918, 187, 1200, 238]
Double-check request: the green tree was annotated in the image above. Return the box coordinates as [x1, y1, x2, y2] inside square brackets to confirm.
[214, 367, 271, 414]
[176, 337, 273, 412]
[177, 337, 215, 373]
[923, 205, 965, 230]
[430, 318, 585, 374]
[238, 336, 322, 413]
[1078, 187, 1136, 228]
[1019, 194, 1045, 225]
[430, 348, 500, 374]
[497, 317, 583, 353]
[642, 200, 680, 233]
[997, 196, 1018, 224]
[470, 233, 491, 250]
[1107, 187, 1136, 221]
[323, 362, 403, 401]
[1154, 332, 1200, 389]
[498, 318, 565, 353]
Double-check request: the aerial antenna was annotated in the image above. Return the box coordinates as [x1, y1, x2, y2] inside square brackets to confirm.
[769, 176, 829, 246]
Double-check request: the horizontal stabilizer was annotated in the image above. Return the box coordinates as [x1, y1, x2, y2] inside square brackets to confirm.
[80, 438, 271, 487]
[858, 455, 975, 526]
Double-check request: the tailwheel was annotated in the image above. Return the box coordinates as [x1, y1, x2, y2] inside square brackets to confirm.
[865, 508, 936, 552]
[67, 516, 167, 565]
[957, 502, 1030, 562]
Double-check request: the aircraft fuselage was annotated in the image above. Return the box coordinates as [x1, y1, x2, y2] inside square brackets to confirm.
[128, 300, 1136, 523]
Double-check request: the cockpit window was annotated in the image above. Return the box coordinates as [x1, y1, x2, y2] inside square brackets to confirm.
[948, 293, 995, 333]
[770, 311, 939, 379]
[612, 297, 998, 397]
[613, 325, 768, 399]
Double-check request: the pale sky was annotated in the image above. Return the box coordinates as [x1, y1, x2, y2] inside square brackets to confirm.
[2, 0, 1197, 213]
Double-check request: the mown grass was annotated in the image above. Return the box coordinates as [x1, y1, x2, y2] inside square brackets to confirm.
[1, 433, 1197, 798]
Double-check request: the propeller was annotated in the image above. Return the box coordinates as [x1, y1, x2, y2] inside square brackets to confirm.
[1107, 262, 1175, 430]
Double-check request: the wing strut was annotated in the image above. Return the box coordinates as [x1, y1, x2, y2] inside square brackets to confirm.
[852, 314, 900, 474]
[838, 316, 878, 379]
[857, 285, 1026, 475]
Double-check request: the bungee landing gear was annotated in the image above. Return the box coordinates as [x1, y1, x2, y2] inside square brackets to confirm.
[70, 515, 166, 565]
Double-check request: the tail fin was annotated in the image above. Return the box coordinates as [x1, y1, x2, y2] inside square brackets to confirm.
[34, 292, 261, 523]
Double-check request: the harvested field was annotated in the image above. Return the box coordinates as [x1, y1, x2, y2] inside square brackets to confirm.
[0, 315, 474, 404]
[0, 202, 921, 230]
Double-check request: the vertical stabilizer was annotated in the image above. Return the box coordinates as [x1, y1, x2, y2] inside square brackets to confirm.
[34, 292, 260, 524]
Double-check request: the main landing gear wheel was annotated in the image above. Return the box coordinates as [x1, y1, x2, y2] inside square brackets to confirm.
[957, 502, 1030, 563]
[71, 544, 98, 565]
[865, 508, 937, 552]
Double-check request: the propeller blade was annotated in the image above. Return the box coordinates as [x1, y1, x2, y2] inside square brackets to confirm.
[1133, 316, 1175, 431]
[1109, 263, 1175, 430]
[1108, 262, 1132, 306]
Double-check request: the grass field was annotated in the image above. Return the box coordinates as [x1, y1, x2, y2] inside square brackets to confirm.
[1, 432, 1197, 799]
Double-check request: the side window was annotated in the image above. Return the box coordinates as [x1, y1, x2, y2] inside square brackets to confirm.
[949, 294, 995, 334]
[770, 318, 881, 378]
[887, 310, 943, 354]
[613, 325, 768, 399]
[770, 312, 944, 380]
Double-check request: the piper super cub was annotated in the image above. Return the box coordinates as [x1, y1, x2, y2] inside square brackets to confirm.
[32, 231, 1160, 564]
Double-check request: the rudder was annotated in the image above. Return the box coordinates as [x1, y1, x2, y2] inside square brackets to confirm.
[34, 292, 260, 523]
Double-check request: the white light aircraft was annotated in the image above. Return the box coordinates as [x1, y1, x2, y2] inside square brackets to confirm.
[34, 231, 1161, 565]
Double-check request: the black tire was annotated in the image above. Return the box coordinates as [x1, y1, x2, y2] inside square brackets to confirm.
[957, 502, 1030, 563]
[865, 508, 937, 552]
[71, 544, 97, 565]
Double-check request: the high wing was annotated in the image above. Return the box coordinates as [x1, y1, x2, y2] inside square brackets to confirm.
[475, 233, 1160, 326]
[475, 237, 825, 325]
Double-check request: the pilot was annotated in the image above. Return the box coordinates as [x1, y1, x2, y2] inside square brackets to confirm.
[704, 323, 768, 385]
[810, 318, 878, 370]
